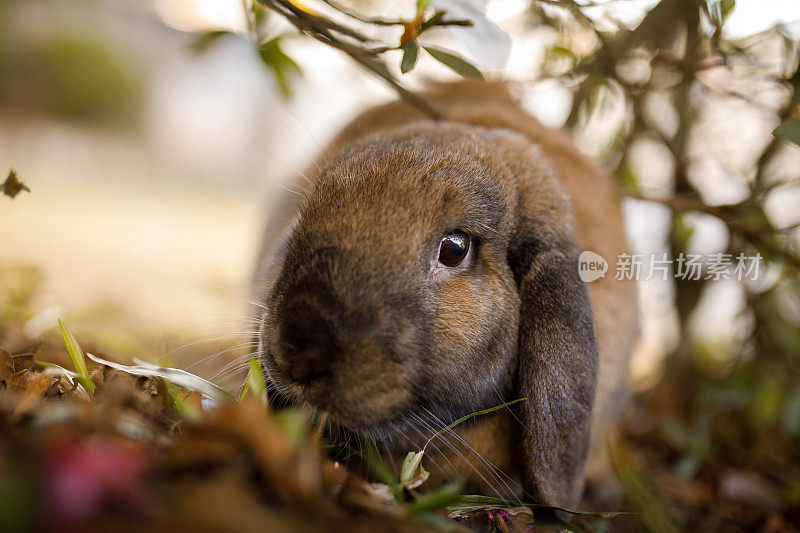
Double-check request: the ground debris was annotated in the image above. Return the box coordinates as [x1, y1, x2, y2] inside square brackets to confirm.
[1, 169, 31, 199]
[0, 340, 450, 532]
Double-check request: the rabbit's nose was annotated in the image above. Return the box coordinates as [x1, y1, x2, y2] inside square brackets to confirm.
[286, 345, 332, 383]
[275, 294, 341, 383]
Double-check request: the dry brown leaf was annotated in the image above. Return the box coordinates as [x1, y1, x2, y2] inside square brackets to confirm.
[0, 347, 12, 388]
[1, 169, 30, 198]
[13, 372, 59, 419]
[338, 476, 403, 516]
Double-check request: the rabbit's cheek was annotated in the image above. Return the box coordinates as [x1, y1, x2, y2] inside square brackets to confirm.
[434, 273, 516, 351]
[433, 277, 487, 347]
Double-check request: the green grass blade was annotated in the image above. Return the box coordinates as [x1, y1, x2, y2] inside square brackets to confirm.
[361, 442, 398, 486]
[447, 494, 626, 518]
[414, 512, 472, 532]
[246, 357, 266, 404]
[238, 381, 250, 402]
[57, 318, 95, 393]
[273, 409, 307, 449]
[408, 481, 463, 513]
[422, 398, 526, 454]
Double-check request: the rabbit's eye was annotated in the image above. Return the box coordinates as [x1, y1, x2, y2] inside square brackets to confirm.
[438, 233, 470, 268]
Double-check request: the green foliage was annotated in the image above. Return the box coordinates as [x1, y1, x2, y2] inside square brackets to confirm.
[773, 119, 800, 147]
[30, 36, 141, 125]
[273, 409, 308, 449]
[239, 357, 267, 403]
[704, 0, 736, 28]
[413, 512, 472, 532]
[192, 30, 235, 55]
[398, 398, 526, 485]
[407, 481, 463, 513]
[0, 455, 39, 532]
[166, 384, 202, 422]
[421, 45, 483, 80]
[400, 450, 424, 483]
[611, 444, 680, 533]
[400, 40, 419, 74]
[420, 11, 446, 33]
[447, 494, 625, 518]
[361, 442, 398, 486]
[58, 318, 95, 394]
[259, 36, 302, 97]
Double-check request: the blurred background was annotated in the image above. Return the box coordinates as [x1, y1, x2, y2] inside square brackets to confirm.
[1, 0, 799, 529]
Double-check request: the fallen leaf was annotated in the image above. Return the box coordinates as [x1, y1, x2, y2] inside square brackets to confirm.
[13, 373, 59, 419]
[2, 169, 31, 199]
[0, 347, 12, 388]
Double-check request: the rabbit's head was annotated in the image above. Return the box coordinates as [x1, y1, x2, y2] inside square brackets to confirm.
[258, 121, 598, 506]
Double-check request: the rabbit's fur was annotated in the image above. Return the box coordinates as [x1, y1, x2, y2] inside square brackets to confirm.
[254, 81, 638, 507]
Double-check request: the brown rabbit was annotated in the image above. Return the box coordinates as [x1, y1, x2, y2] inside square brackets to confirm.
[253, 81, 639, 508]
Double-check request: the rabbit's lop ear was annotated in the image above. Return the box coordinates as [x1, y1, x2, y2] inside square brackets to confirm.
[494, 133, 599, 508]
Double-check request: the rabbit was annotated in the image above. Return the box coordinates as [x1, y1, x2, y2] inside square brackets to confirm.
[253, 81, 639, 508]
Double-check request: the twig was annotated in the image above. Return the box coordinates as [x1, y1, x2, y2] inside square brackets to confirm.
[624, 190, 800, 270]
[255, 0, 444, 120]
[319, 0, 472, 28]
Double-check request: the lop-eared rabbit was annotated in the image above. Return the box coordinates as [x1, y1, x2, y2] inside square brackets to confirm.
[254, 81, 639, 508]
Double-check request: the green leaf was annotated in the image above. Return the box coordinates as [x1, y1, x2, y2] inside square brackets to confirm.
[773, 119, 800, 147]
[191, 30, 234, 55]
[400, 39, 419, 74]
[720, 0, 736, 21]
[400, 450, 424, 482]
[448, 494, 626, 518]
[408, 481, 463, 513]
[420, 11, 445, 33]
[57, 318, 95, 393]
[361, 442, 398, 486]
[672, 212, 695, 248]
[422, 398, 526, 454]
[422, 45, 483, 80]
[241, 357, 267, 403]
[166, 383, 202, 422]
[273, 409, 307, 449]
[619, 165, 640, 194]
[414, 512, 472, 532]
[259, 36, 302, 97]
[416, 0, 430, 15]
[252, 2, 269, 26]
[550, 45, 575, 58]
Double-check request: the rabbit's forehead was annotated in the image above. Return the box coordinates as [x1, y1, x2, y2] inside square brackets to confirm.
[302, 144, 510, 243]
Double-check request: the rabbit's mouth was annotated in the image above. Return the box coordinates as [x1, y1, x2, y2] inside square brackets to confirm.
[262, 343, 417, 435]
